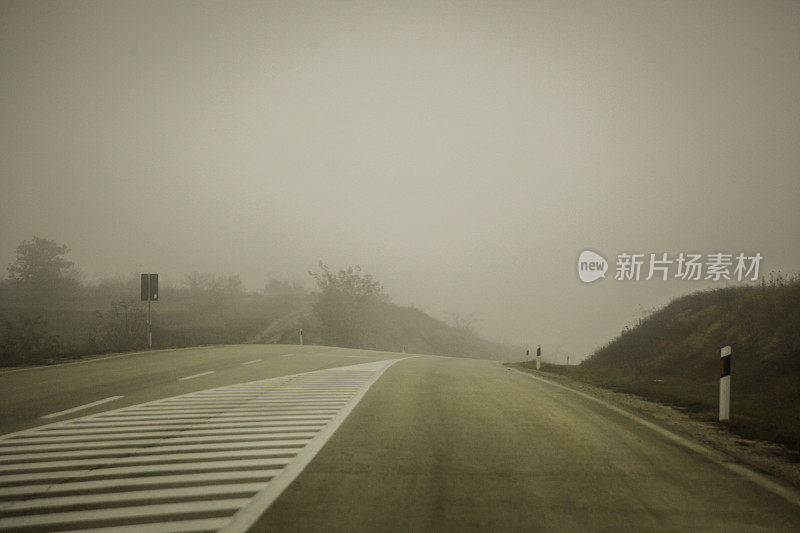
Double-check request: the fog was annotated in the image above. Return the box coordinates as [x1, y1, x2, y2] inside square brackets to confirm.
[2, 1, 799, 362]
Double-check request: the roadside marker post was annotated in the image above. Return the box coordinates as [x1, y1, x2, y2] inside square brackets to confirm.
[299, 329, 304, 346]
[719, 345, 731, 422]
[536, 345, 541, 370]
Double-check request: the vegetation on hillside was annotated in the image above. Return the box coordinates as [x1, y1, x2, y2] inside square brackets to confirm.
[533, 275, 800, 451]
[0, 237, 514, 365]
[257, 262, 515, 359]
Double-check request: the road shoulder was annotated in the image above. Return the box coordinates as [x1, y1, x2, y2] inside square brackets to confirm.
[506, 363, 800, 491]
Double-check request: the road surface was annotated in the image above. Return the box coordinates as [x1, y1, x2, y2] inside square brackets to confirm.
[1, 345, 798, 532]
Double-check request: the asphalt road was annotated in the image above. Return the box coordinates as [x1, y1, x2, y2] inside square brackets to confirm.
[2, 347, 799, 531]
[255, 355, 800, 532]
[0, 344, 396, 436]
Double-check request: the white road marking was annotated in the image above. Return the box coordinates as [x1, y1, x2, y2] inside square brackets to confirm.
[178, 370, 216, 380]
[0, 444, 310, 462]
[1, 471, 283, 498]
[0, 499, 252, 529]
[0, 357, 409, 532]
[221, 357, 411, 532]
[280, 353, 295, 357]
[1, 483, 269, 512]
[41, 396, 124, 419]
[69, 518, 230, 533]
[0, 449, 305, 473]
[240, 359, 261, 365]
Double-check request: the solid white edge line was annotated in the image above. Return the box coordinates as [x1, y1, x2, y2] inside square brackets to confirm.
[178, 371, 216, 381]
[41, 396, 124, 419]
[507, 366, 800, 508]
[219, 356, 416, 533]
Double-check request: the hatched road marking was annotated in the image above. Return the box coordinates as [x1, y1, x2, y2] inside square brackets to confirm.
[0, 358, 406, 532]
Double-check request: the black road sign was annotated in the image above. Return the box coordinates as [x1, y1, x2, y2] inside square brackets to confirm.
[141, 273, 159, 301]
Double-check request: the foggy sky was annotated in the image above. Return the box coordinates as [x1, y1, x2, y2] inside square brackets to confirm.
[2, 1, 799, 361]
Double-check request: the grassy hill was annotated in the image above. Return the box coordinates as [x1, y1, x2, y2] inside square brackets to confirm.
[532, 276, 800, 451]
[252, 301, 516, 361]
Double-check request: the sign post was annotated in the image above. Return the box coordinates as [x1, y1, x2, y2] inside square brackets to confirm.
[719, 345, 731, 421]
[141, 273, 158, 349]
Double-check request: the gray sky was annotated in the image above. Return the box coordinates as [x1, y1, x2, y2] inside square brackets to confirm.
[2, 1, 799, 361]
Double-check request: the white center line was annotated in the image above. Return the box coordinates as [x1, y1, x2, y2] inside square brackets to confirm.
[41, 396, 124, 419]
[178, 371, 216, 381]
[240, 359, 261, 365]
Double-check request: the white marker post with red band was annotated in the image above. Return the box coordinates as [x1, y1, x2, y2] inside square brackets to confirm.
[719, 345, 731, 422]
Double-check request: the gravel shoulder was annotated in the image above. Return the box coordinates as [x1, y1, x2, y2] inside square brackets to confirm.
[508, 363, 800, 490]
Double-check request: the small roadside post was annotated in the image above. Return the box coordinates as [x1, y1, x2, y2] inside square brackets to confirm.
[536, 345, 541, 370]
[140, 273, 158, 349]
[719, 345, 731, 422]
[299, 329, 304, 346]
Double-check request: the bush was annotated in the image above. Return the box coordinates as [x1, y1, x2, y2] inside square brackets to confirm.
[0, 314, 62, 365]
[97, 299, 148, 352]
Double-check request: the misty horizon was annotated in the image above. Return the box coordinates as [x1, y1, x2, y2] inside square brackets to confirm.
[2, 1, 799, 362]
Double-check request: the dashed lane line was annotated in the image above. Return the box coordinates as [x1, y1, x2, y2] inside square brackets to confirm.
[41, 396, 125, 420]
[0, 358, 407, 532]
[240, 359, 261, 365]
[178, 371, 216, 381]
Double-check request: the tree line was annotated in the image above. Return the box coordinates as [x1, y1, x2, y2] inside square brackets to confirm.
[0, 237, 403, 366]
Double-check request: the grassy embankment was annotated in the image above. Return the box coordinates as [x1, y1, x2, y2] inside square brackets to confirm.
[515, 277, 800, 452]
[254, 301, 516, 361]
